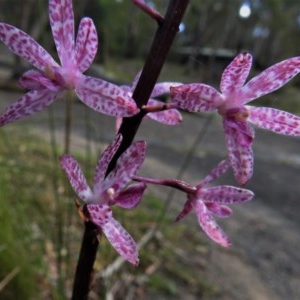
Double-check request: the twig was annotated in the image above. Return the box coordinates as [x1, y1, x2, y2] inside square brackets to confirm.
[0, 267, 20, 293]
[98, 230, 162, 299]
[98, 227, 157, 280]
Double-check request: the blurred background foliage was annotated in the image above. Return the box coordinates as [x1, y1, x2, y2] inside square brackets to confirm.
[0, 0, 300, 299]
[0, 0, 300, 74]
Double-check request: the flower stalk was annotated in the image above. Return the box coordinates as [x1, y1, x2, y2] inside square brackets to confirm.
[72, 1, 190, 298]
[111, 0, 190, 167]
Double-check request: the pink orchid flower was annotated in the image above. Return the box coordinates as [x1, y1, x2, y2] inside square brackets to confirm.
[120, 72, 182, 125]
[175, 160, 254, 247]
[0, 0, 139, 126]
[59, 135, 147, 265]
[171, 52, 300, 184]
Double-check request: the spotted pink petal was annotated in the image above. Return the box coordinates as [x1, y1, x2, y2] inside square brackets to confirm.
[171, 84, 224, 112]
[241, 56, 300, 104]
[147, 109, 182, 125]
[59, 154, 94, 203]
[19, 70, 60, 91]
[0, 89, 60, 126]
[198, 159, 231, 188]
[202, 186, 254, 203]
[248, 106, 300, 136]
[119, 85, 132, 95]
[220, 52, 252, 97]
[151, 82, 182, 98]
[87, 203, 112, 226]
[175, 197, 193, 222]
[93, 134, 122, 196]
[49, 0, 75, 67]
[75, 75, 139, 117]
[0, 23, 58, 70]
[75, 18, 98, 73]
[105, 141, 146, 194]
[194, 199, 231, 247]
[113, 182, 146, 208]
[223, 119, 254, 185]
[87, 203, 138, 265]
[147, 99, 182, 125]
[206, 202, 232, 218]
[101, 217, 139, 265]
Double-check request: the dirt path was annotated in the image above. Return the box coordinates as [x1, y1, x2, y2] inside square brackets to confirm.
[1, 91, 300, 299]
[138, 112, 300, 300]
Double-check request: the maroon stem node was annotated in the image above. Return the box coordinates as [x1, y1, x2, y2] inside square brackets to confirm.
[142, 103, 170, 113]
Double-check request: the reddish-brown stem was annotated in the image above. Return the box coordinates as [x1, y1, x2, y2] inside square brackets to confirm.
[132, 0, 164, 24]
[133, 175, 197, 194]
[71, 1, 189, 299]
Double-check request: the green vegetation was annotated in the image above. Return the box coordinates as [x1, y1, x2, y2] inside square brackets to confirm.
[0, 127, 82, 299]
[0, 128, 51, 299]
